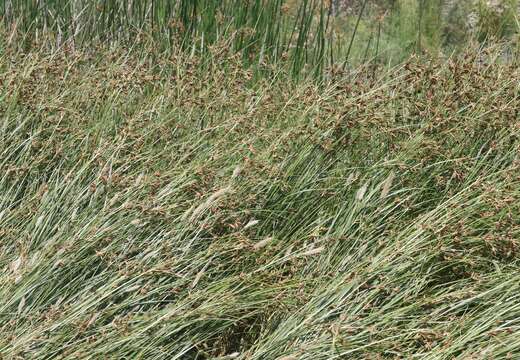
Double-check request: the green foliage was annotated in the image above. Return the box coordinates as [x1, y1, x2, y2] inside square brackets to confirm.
[475, 0, 519, 41]
[1, 0, 334, 78]
[0, 42, 519, 358]
[2, 0, 518, 76]
[0, 4, 519, 356]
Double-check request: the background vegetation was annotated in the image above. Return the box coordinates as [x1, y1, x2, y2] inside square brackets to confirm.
[2, 0, 519, 76]
[0, 0, 519, 359]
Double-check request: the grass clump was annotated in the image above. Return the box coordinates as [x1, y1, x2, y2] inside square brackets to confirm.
[0, 38, 519, 358]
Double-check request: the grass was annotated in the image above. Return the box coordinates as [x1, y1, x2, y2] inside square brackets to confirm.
[2, 0, 334, 78]
[0, 38, 519, 358]
[4, 0, 518, 79]
[1, 1, 520, 358]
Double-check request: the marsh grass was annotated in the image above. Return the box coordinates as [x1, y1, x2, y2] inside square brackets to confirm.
[1, 0, 336, 78]
[0, 39, 519, 358]
[1, 1, 520, 359]
[4, 0, 517, 79]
